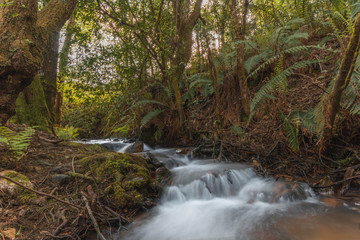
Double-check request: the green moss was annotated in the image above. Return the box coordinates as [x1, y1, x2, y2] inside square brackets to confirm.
[1, 170, 37, 204]
[78, 152, 161, 208]
[14, 75, 52, 133]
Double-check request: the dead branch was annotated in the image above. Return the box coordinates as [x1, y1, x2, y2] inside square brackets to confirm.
[312, 175, 360, 189]
[81, 192, 106, 240]
[0, 174, 81, 209]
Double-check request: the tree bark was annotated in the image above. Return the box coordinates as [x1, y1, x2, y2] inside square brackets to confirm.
[171, 0, 203, 128]
[0, 0, 77, 124]
[55, 17, 75, 124]
[321, 13, 360, 150]
[231, 0, 251, 119]
[203, 23, 221, 123]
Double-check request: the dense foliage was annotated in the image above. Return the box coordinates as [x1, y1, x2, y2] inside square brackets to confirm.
[16, 0, 360, 151]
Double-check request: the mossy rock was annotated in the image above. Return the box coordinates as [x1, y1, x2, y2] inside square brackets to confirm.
[0, 170, 37, 204]
[78, 152, 169, 208]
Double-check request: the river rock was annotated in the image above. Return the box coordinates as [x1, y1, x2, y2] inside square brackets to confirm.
[125, 141, 144, 153]
[271, 182, 308, 202]
[0, 170, 36, 204]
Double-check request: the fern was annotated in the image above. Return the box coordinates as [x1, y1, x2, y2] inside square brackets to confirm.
[0, 125, 35, 159]
[250, 60, 319, 117]
[247, 45, 318, 80]
[280, 113, 300, 151]
[130, 99, 169, 109]
[342, 55, 360, 115]
[141, 109, 164, 128]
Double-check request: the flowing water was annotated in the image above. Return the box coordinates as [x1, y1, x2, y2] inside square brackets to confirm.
[84, 140, 360, 240]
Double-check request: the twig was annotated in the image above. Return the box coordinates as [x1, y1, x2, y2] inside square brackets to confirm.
[81, 192, 106, 240]
[53, 210, 68, 235]
[0, 174, 81, 209]
[72, 156, 76, 173]
[103, 205, 130, 223]
[312, 175, 360, 188]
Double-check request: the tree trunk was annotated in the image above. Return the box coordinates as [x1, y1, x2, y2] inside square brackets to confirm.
[55, 17, 75, 124]
[171, 0, 203, 128]
[0, 0, 77, 124]
[321, 13, 360, 150]
[40, 30, 60, 125]
[231, 0, 251, 119]
[203, 23, 221, 123]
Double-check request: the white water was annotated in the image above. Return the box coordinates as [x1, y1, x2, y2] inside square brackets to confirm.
[86, 140, 360, 240]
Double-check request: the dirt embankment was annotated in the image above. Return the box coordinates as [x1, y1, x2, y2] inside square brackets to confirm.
[0, 128, 170, 240]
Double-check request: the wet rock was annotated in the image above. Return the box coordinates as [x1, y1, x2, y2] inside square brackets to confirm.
[156, 167, 172, 186]
[0, 170, 36, 204]
[176, 148, 189, 154]
[101, 142, 127, 151]
[271, 182, 308, 202]
[125, 141, 144, 153]
[144, 152, 165, 168]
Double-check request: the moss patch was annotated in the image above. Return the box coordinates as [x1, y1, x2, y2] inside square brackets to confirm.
[0, 170, 37, 204]
[14, 75, 52, 133]
[78, 152, 166, 208]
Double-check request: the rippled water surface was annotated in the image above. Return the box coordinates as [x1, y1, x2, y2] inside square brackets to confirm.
[87, 140, 360, 240]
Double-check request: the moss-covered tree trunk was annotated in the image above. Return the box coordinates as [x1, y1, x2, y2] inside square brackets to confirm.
[55, 18, 75, 124]
[231, 0, 251, 119]
[170, 0, 203, 128]
[0, 0, 77, 125]
[15, 30, 60, 132]
[321, 13, 360, 150]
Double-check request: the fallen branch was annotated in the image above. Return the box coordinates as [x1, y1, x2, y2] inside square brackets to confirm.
[38, 135, 64, 144]
[0, 174, 81, 209]
[81, 192, 106, 240]
[312, 175, 360, 189]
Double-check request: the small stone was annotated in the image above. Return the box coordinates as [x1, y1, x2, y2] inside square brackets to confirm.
[51, 174, 70, 185]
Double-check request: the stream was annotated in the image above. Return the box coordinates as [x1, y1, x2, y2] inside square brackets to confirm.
[85, 140, 360, 240]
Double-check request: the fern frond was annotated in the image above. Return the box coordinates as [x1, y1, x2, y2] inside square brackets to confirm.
[250, 60, 319, 116]
[247, 45, 318, 80]
[280, 113, 300, 151]
[141, 109, 164, 128]
[130, 99, 169, 109]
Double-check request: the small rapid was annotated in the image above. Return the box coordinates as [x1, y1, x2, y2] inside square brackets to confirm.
[84, 140, 360, 240]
